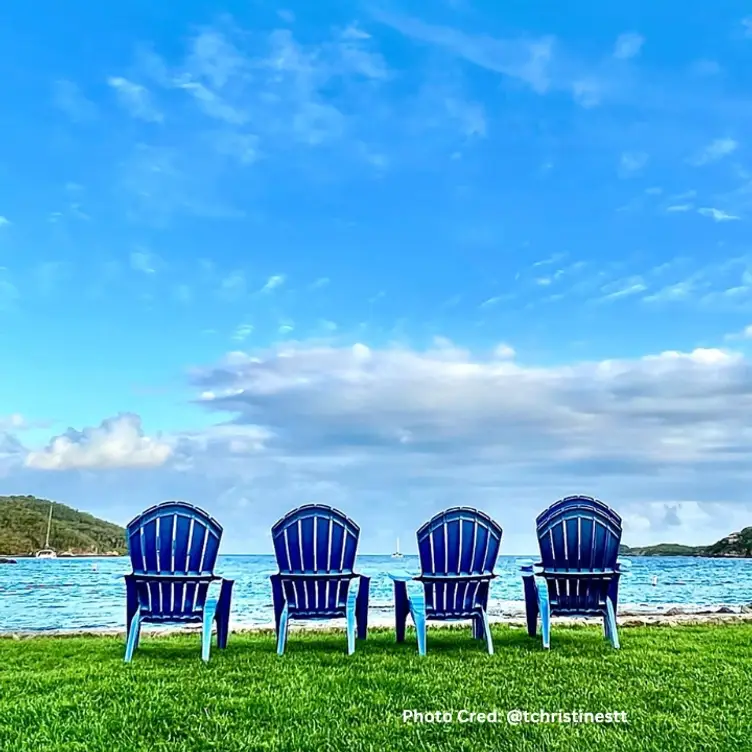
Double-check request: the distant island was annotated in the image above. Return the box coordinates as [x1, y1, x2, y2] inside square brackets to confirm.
[620, 528, 752, 558]
[0, 495, 126, 557]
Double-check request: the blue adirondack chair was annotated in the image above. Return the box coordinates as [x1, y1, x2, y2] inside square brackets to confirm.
[124, 501, 234, 662]
[270, 504, 370, 655]
[388, 507, 503, 656]
[520, 495, 630, 649]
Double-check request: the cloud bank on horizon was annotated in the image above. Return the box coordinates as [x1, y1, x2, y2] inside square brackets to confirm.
[1, 1, 752, 554]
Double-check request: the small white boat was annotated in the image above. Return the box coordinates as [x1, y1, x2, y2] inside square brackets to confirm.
[35, 504, 57, 559]
[391, 537, 404, 558]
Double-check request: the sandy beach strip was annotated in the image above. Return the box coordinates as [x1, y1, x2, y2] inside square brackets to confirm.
[2, 605, 751, 639]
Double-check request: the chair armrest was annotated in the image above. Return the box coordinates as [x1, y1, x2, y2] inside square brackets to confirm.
[387, 570, 416, 582]
[123, 573, 220, 582]
[517, 559, 543, 575]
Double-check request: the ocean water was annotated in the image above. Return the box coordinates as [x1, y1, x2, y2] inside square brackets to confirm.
[1, 554, 751, 633]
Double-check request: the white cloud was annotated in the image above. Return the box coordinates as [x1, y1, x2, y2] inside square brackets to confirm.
[25, 414, 171, 471]
[698, 207, 740, 222]
[310, 277, 330, 289]
[233, 323, 254, 341]
[618, 151, 648, 176]
[643, 280, 695, 302]
[130, 250, 160, 273]
[0, 414, 28, 431]
[444, 98, 487, 138]
[53, 79, 98, 122]
[107, 77, 163, 122]
[0, 216, 10, 227]
[689, 138, 738, 166]
[493, 343, 515, 359]
[191, 342, 752, 476]
[599, 276, 647, 301]
[261, 274, 286, 292]
[613, 32, 644, 60]
[219, 270, 247, 299]
[5, 341, 752, 550]
[666, 204, 693, 213]
[372, 11, 556, 96]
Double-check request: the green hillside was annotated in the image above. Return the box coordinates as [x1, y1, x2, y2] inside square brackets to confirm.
[620, 527, 752, 558]
[619, 542, 704, 557]
[0, 495, 126, 556]
[704, 527, 752, 557]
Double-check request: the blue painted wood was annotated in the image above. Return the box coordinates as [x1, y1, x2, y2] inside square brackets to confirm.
[270, 504, 370, 655]
[123, 500, 234, 662]
[389, 507, 503, 656]
[521, 495, 626, 649]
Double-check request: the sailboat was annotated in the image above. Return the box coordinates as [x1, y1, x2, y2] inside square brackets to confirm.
[35, 504, 57, 559]
[391, 537, 404, 558]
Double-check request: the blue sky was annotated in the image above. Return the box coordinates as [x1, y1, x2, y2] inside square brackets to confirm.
[2, 1, 752, 554]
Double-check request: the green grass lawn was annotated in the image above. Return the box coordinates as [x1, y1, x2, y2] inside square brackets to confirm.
[1, 624, 750, 752]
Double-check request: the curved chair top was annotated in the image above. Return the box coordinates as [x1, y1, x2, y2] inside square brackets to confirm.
[271, 504, 360, 574]
[535, 495, 622, 570]
[126, 500, 223, 576]
[416, 506, 503, 577]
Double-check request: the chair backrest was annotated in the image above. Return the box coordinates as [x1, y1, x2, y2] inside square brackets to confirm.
[272, 504, 360, 574]
[126, 501, 223, 619]
[127, 501, 223, 575]
[415, 507, 502, 618]
[536, 495, 622, 571]
[417, 507, 502, 577]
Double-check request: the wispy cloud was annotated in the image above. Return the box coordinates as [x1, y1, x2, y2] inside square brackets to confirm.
[107, 77, 163, 122]
[742, 17, 752, 38]
[218, 270, 247, 300]
[479, 295, 508, 308]
[643, 280, 696, 303]
[0, 216, 10, 227]
[261, 274, 286, 293]
[371, 10, 557, 96]
[689, 138, 738, 166]
[53, 79, 98, 122]
[130, 250, 160, 273]
[619, 151, 648, 177]
[599, 276, 647, 301]
[172, 284, 193, 304]
[666, 204, 693, 213]
[232, 323, 254, 341]
[698, 207, 740, 222]
[310, 277, 330, 290]
[613, 32, 644, 60]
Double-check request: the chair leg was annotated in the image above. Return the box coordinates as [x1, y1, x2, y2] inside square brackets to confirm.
[124, 615, 141, 663]
[356, 576, 370, 640]
[522, 574, 539, 637]
[409, 599, 427, 656]
[346, 601, 357, 656]
[537, 587, 551, 649]
[605, 597, 620, 649]
[394, 581, 409, 643]
[202, 602, 218, 662]
[276, 603, 290, 656]
[480, 610, 494, 655]
[216, 579, 233, 650]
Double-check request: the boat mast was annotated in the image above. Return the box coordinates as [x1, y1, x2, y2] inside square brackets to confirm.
[45, 504, 53, 548]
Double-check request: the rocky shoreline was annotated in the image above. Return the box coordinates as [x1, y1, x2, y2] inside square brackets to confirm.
[2, 605, 751, 640]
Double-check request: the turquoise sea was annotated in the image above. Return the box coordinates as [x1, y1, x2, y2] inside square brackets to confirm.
[1, 555, 751, 632]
